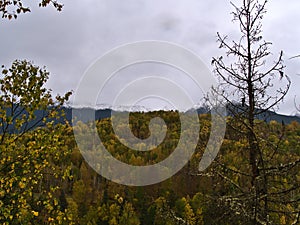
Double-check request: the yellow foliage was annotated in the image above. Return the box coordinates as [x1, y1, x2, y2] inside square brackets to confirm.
[32, 211, 39, 217]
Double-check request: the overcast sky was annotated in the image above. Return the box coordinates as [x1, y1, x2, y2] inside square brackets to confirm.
[0, 0, 300, 115]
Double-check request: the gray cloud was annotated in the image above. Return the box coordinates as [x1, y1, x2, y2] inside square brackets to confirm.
[0, 0, 299, 114]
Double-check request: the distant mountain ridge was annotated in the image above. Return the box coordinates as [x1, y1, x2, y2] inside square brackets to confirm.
[69, 106, 300, 124]
[224, 104, 300, 124]
[1, 106, 299, 134]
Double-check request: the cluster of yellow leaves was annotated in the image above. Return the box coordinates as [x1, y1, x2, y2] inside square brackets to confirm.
[0, 60, 73, 225]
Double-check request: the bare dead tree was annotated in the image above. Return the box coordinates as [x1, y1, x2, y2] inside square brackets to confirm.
[206, 0, 300, 224]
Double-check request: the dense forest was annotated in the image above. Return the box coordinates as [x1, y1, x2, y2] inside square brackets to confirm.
[1, 105, 300, 224]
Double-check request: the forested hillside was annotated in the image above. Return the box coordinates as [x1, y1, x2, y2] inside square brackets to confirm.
[67, 112, 300, 225]
[1, 108, 299, 224]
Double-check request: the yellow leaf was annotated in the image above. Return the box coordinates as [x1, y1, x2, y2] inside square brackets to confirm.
[32, 211, 39, 217]
[19, 182, 25, 189]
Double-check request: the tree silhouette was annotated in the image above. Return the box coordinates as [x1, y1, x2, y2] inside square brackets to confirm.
[0, 0, 63, 19]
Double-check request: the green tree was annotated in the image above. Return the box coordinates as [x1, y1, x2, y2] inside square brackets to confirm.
[97, 194, 140, 225]
[0, 60, 73, 224]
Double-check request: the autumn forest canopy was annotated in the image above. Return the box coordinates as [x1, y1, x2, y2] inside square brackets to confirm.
[1, 0, 300, 225]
